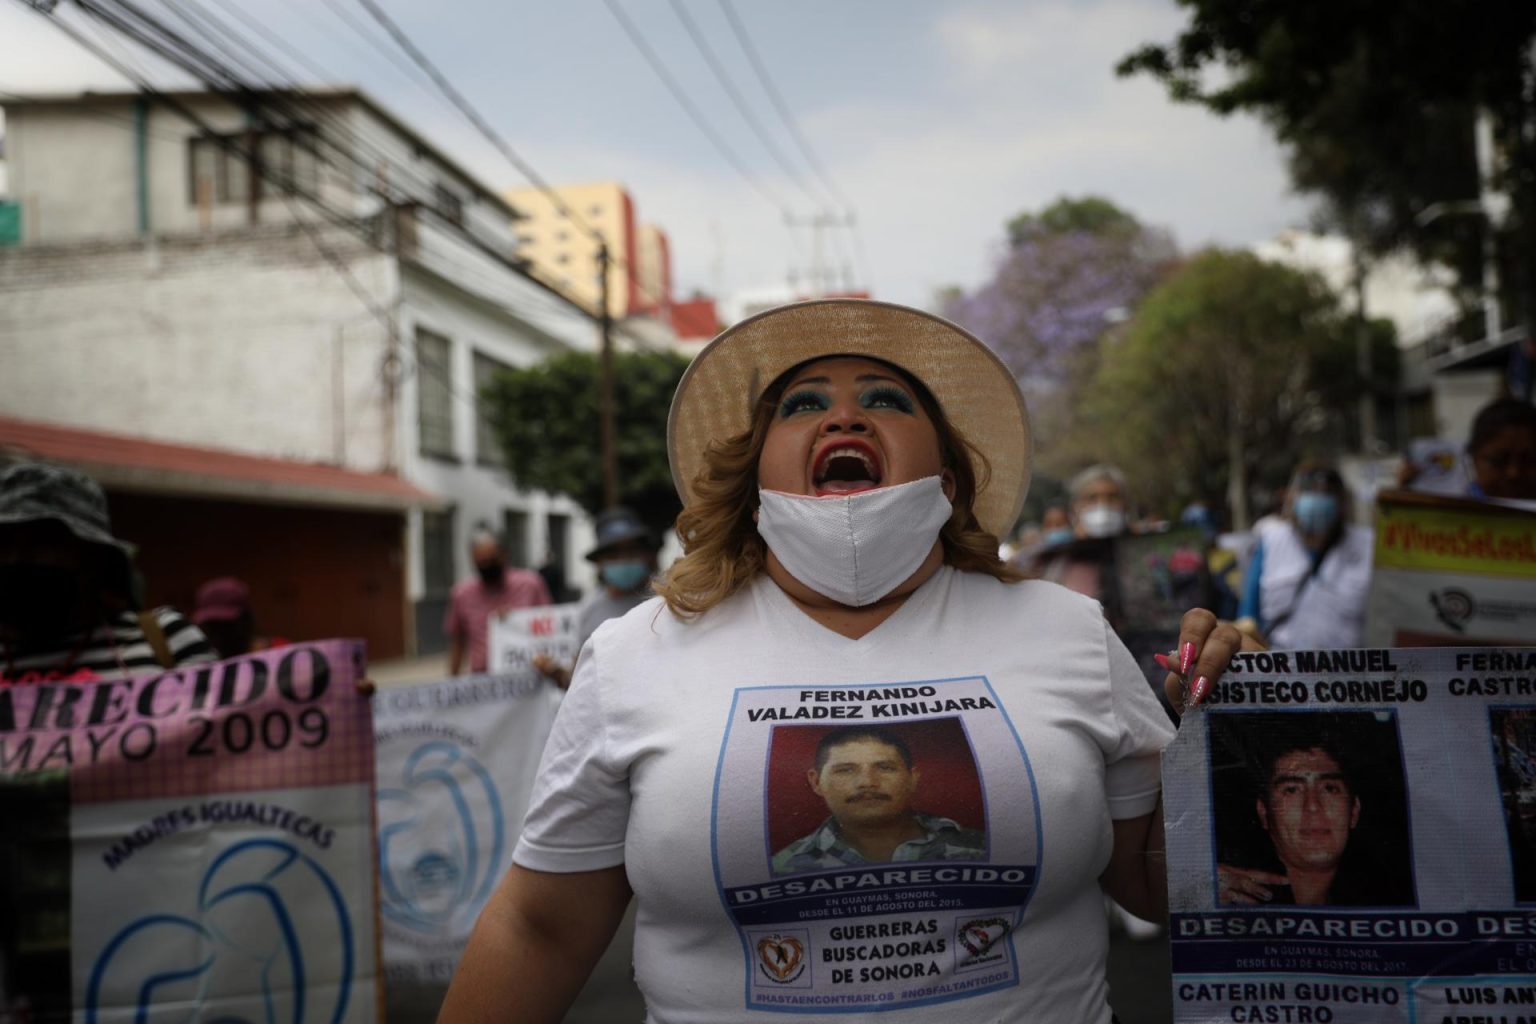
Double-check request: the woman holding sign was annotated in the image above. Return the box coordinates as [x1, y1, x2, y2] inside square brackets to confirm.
[440, 300, 1240, 1023]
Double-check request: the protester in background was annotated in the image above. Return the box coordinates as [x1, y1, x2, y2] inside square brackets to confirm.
[532, 507, 659, 689]
[445, 529, 551, 675]
[1040, 502, 1073, 546]
[191, 576, 286, 659]
[1070, 464, 1132, 539]
[0, 462, 215, 684]
[1237, 462, 1373, 649]
[1467, 398, 1536, 501]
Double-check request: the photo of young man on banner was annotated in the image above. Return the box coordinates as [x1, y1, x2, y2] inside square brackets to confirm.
[1207, 710, 1416, 909]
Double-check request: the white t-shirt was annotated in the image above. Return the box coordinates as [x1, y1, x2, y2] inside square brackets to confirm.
[515, 567, 1175, 1023]
[1254, 521, 1374, 650]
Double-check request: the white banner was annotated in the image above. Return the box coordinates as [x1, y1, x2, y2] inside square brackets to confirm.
[0, 640, 378, 1024]
[372, 671, 562, 986]
[1164, 646, 1536, 1023]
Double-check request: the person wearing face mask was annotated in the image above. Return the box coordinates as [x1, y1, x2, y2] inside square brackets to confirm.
[532, 507, 658, 689]
[0, 462, 216, 684]
[1237, 462, 1373, 650]
[438, 300, 1249, 1024]
[1071, 464, 1132, 540]
[444, 528, 551, 676]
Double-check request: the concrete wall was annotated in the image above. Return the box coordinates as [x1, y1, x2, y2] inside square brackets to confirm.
[0, 224, 400, 472]
[3, 93, 517, 252]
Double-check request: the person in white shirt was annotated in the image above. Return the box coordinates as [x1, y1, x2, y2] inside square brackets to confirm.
[438, 299, 1243, 1024]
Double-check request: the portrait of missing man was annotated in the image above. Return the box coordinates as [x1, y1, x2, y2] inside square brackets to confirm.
[766, 718, 987, 876]
[1491, 708, 1536, 904]
[1208, 711, 1415, 908]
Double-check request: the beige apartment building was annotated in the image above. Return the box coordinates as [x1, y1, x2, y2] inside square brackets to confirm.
[505, 181, 671, 320]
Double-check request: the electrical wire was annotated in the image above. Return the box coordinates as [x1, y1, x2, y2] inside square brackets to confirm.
[664, 0, 826, 211]
[349, 0, 668, 312]
[716, 0, 867, 286]
[599, 0, 792, 218]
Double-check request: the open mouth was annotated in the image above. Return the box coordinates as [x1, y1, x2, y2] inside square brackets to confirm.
[813, 443, 883, 495]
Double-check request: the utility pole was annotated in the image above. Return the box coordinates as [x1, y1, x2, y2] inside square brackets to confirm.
[1351, 234, 1377, 454]
[784, 211, 854, 297]
[598, 241, 618, 508]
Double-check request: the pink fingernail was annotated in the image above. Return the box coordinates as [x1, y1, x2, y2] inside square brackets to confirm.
[1180, 642, 1196, 675]
[1190, 675, 1211, 705]
[1153, 653, 1171, 671]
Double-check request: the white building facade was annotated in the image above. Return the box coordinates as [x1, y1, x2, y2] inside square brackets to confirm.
[0, 88, 599, 656]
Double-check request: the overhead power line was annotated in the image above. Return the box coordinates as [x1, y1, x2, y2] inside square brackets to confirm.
[716, 0, 851, 213]
[664, 0, 827, 212]
[349, 0, 665, 313]
[599, 0, 793, 218]
[715, 0, 869, 287]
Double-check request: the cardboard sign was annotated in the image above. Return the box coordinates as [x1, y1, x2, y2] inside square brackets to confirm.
[0, 641, 378, 1024]
[1164, 646, 1536, 1023]
[487, 601, 582, 681]
[1366, 492, 1536, 647]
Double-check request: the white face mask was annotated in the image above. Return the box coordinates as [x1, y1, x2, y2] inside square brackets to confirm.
[757, 476, 953, 607]
[1077, 504, 1125, 538]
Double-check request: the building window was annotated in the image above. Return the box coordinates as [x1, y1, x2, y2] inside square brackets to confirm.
[545, 512, 572, 600]
[187, 128, 318, 205]
[416, 327, 456, 459]
[422, 508, 457, 597]
[473, 350, 511, 466]
[555, 252, 570, 264]
[589, 204, 603, 216]
[433, 183, 465, 227]
[503, 508, 529, 569]
[555, 230, 569, 242]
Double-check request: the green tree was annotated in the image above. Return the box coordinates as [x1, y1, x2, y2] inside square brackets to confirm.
[1006, 195, 1143, 247]
[483, 349, 690, 539]
[1081, 250, 1378, 527]
[1118, 1, 1536, 331]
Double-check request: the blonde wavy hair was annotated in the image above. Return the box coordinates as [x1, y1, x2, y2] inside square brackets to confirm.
[655, 359, 1024, 619]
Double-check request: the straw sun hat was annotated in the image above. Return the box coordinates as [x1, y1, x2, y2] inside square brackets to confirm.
[666, 298, 1032, 539]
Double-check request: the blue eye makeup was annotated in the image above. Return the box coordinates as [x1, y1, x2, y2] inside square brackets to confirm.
[779, 389, 830, 417]
[859, 384, 915, 414]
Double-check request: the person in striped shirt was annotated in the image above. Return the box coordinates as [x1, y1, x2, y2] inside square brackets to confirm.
[0, 462, 216, 684]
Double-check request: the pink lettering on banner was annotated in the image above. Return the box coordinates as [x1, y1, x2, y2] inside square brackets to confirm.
[0, 640, 374, 804]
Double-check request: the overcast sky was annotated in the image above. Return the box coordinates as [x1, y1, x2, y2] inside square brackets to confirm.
[0, 0, 1312, 310]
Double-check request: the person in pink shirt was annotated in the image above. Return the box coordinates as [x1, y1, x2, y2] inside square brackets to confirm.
[444, 529, 551, 674]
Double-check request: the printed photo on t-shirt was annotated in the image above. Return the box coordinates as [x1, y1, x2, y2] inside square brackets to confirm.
[764, 718, 988, 877]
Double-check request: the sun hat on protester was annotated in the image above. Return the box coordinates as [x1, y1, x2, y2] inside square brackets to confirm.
[0, 462, 138, 606]
[666, 298, 1032, 539]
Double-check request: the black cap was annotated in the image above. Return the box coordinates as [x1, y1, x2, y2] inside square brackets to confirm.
[585, 507, 656, 561]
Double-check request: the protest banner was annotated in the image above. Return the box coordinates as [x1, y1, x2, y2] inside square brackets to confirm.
[1164, 645, 1536, 1023]
[1366, 491, 1536, 646]
[372, 671, 561, 986]
[487, 601, 583, 680]
[0, 640, 377, 1024]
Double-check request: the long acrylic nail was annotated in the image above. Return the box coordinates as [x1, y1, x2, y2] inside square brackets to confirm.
[1180, 642, 1196, 675]
[1153, 652, 1172, 671]
[1190, 675, 1211, 705]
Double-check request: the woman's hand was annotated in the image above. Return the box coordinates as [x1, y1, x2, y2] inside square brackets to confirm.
[531, 654, 572, 690]
[1218, 864, 1288, 905]
[1156, 609, 1259, 714]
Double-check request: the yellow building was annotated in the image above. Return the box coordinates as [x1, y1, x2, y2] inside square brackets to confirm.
[504, 181, 670, 319]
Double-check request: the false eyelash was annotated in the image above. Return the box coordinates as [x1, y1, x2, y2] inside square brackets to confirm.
[860, 385, 915, 414]
[779, 389, 829, 417]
